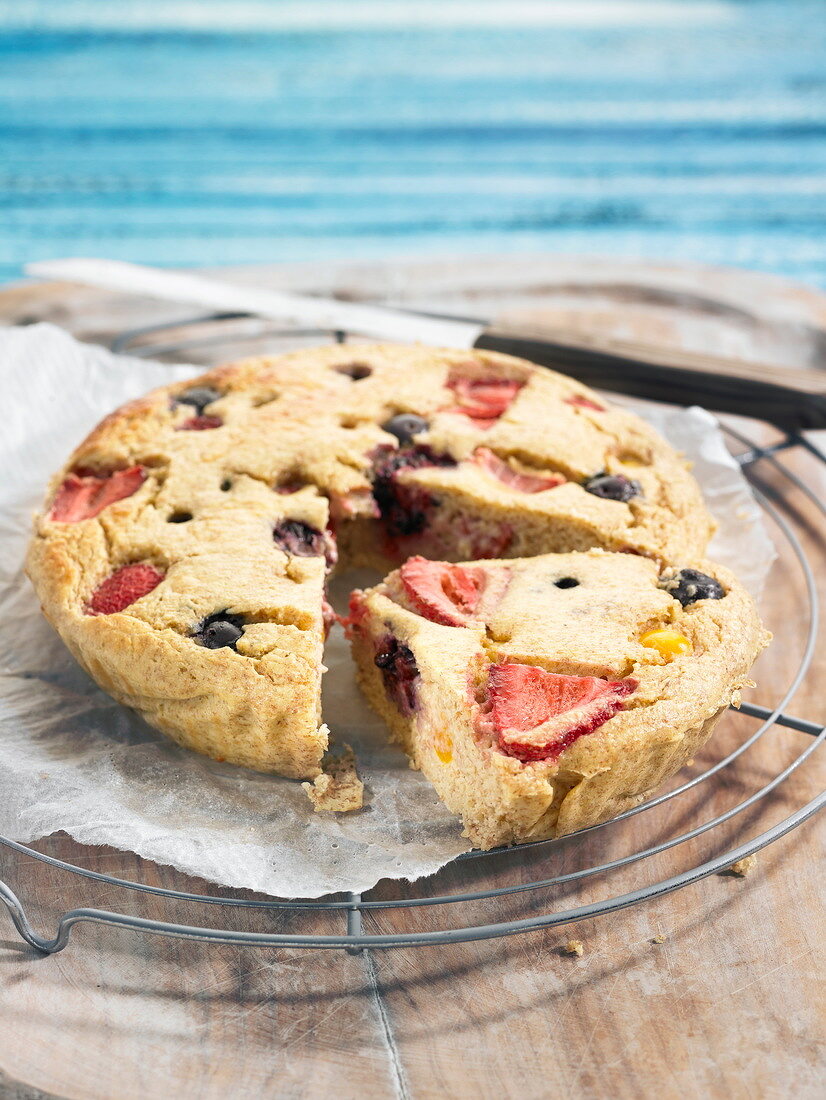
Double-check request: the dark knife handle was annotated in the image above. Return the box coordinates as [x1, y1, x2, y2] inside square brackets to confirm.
[474, 325, 826, 432]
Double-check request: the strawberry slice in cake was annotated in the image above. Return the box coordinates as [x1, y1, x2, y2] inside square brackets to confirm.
[443, 370, 524, 428]
[49, 466, 147, 523]
[481, 663, 637, 763]
[348, 551, 768, 848]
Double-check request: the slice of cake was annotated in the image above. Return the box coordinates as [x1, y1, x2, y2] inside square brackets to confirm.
[28, 466, 335, 777]
[347, 552, 769, 847]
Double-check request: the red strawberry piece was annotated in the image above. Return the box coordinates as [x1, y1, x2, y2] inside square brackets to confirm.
[322, 596, 337, 638]
[445, 373, 524, 426]
[86, 563, 164, 616]
[485, 662, 637, 763]
[177, 414, 223, 431]
[49, 466, 146, 523]
[472, 448, 565, 493]
[564, 394, 606, 412]
[341, 590, 369, 640]
[399, 556, 489, 626]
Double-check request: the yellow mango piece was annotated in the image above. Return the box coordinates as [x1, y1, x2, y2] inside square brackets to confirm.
[640, 628, 693, 660]
[434, 732, 453, 764]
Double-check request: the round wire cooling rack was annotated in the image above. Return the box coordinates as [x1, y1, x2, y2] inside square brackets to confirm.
[0, 319, 823, 956]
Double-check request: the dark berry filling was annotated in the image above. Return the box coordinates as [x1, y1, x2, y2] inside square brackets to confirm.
[660, 568, 725, 606]
[370, 445, 456, 538]
[374, 635, 420, 716]
[173, 385, 221, 414]
[381, 413, 429, 445]
[193, 612, 244, 650]
[274, 472, 309, 494]
[583, 472, 642, 502]
[273, 520, 338, 569]
[274, 519, 325, 556]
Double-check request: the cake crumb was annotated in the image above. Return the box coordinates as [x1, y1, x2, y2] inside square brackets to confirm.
[302, 744, 363, 813]
[562, 939, 585, 957]
[728, 854, 758, 877]
[652, 933, 666, 944]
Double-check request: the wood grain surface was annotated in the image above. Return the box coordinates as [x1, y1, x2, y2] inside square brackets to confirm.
[0, 258, 824, 1100]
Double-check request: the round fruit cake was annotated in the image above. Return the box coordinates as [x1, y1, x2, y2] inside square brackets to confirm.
[347, 552, 769, 848]
[27, 342, 721, 791]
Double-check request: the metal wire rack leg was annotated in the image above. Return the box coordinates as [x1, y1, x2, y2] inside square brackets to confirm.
[0, 880, 68, 954]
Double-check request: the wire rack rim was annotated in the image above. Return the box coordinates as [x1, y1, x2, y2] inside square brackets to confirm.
[0, 442, 818, 915]
[0, 321, 823, 951]
[1, 704, 822, 918]
[4, 790, 823, 955]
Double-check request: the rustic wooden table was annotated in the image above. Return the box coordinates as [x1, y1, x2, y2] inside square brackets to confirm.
[0, 258, 823, 1100]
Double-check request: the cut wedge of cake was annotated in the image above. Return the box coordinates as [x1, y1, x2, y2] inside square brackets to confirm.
[347, 552, 769, 847]
[28, 468, 334, 777]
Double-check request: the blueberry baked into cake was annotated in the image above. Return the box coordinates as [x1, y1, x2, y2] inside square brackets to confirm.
[27, 343, 768, 838]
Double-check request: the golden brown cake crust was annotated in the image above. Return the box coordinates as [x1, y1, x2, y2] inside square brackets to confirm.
[27, 343, 717, 786]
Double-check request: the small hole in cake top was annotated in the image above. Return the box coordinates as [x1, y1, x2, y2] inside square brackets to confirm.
[555, 577, 579, 589]
[334, 362, 372, 380]
[220, 479, 233, 492]
[167, 511, 193, 524]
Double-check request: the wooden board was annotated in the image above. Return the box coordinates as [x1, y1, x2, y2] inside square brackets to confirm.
[0, 257, 824, 1100]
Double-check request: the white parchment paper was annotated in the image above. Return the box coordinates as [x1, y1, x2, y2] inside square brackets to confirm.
[0, 324, 776, 897]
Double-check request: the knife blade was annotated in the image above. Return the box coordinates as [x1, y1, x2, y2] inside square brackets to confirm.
[25, 257, 826, 431]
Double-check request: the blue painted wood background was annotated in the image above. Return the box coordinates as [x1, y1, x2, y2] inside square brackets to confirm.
[1, 1, 825, 287]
